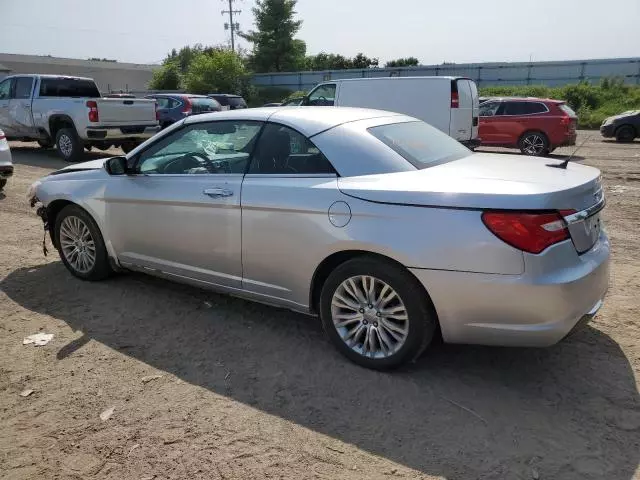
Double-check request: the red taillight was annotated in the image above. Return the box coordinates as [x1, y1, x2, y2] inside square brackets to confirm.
[86, 101, 99, 122]
[155, 102, 160, 121]
[181, 97, 192, 115]
[560, 115, 571, 126]
[451, 91, 459, 108]
[482, 211, 571, 254]
[0, 133, 5, 140]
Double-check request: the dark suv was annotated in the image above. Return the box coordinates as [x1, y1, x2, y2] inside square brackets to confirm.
[207, 93, 248, 110]
[145, 94, 221, 129]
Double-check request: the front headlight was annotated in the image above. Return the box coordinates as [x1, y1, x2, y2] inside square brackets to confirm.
[26, 180, 42, 207]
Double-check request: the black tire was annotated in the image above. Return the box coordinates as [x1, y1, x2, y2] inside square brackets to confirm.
[319, 256, 437, 370]
[55, 128, 83, 162]
[519, 131, 550, 156]
[37, 139, 54, 149]
[54, 204, 112, 281]
[615, 125, 636, 143]
[0, 179, 6, 191]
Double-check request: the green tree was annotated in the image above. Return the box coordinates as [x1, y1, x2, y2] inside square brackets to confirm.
[183, 49, 246, 94]
[149, 63, 182, 90]
[239, 0, 306, 72]
[351, 53, 379, 69]
[385, 57, 420, 67]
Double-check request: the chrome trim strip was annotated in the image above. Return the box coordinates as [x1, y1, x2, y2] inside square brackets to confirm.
[563, 196, 606, 225]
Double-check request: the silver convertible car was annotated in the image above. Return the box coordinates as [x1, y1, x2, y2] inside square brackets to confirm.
[28, 107, 610, 369]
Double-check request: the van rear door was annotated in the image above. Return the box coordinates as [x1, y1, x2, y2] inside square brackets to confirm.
[450, 78, 474, 143]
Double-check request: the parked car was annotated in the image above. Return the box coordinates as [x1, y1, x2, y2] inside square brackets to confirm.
[0, 75, 159, 161]
[600, 110, 639, 142]
[207, 93, 248, 110]
[145, 94, 222, 129]
[28, 107, 609, 369]
[301, 77, 480, 148]
[0, 129, 12, 191]
[479, 97, 577, 155]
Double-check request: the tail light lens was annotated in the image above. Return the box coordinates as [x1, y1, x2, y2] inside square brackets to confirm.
[155, 102, 160, 121]
[482, 211, 571, 254]
[181, 97, 193, 116]
[451, 91, 459, 108]
[86, 101, 99, 122]
[0, 132, 5, 140]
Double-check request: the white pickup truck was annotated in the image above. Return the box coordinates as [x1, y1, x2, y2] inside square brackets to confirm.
[0, 74, 159, 161]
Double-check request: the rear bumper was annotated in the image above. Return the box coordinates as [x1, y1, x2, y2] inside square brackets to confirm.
[85, 125, 160, 142]
[410, 232, 610, 347]
[600, 124, 615, 138]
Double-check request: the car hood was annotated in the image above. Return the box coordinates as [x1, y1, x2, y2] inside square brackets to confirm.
[52, 158, 108, 174]
[337, 153, 602, 211]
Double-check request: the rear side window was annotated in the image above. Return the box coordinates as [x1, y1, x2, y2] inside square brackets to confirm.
[190, 97, 221, 112]
[211, 95, 229, 106]
[368, 121, 472, 169]
[39, 78, 101, 98]
[249, 123, 336, 175]
[14, 77, 34, 99]
[504, 101, 547, 115]
[154, 97, 171, 109]
[228, 97, 247, 108]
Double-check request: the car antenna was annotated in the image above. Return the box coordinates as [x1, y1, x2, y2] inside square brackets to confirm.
[547, 135, 590, 169]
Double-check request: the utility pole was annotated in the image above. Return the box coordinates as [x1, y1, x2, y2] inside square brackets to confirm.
[222, 0, 241, 52]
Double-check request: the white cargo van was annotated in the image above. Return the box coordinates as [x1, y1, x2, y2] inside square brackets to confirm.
[301, 77, 480, 148]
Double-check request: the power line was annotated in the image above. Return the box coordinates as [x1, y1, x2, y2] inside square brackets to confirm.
[221, 0, 241, 52]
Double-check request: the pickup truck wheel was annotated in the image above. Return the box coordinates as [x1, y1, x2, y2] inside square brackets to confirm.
[37, 139, 54, 149]
[55, 128, 83, 162]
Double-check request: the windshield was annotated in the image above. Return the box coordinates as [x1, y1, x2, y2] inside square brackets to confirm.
[367, 121, 472, 170]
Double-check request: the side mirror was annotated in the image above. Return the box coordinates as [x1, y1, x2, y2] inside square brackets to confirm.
[104, 156, 128, 175]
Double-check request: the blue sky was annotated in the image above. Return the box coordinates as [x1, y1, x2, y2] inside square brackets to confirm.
[1, 0, 639, 65]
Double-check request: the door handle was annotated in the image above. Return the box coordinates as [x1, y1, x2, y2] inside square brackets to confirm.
[203, 187, 233, 198]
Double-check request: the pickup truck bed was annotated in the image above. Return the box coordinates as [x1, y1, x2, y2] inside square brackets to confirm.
[0, 74, 159, 161]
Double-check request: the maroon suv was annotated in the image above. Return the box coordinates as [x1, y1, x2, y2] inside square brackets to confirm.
[479, 97, 578, 155]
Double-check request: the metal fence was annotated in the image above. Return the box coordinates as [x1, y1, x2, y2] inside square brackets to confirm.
[251, 57, 640, 92]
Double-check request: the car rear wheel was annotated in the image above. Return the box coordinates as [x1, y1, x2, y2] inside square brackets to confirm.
[55, 205, 112, 281]
[319, 257, 437, 369]
[0, 179, 6, 191]
[55, 128, 83, 162]
[519, 131, 549, 156]
[615, 125, 636, 143]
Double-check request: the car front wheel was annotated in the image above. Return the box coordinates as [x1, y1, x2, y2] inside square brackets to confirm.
[320, 257, 437, 369]
[55, 205, 112, 281]
[615, 125, 636, 143]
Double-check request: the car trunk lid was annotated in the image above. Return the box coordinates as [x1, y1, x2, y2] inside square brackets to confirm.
[338, 152, 604, 253]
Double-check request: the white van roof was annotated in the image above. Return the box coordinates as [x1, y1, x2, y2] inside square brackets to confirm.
[330, 76, 470, 83]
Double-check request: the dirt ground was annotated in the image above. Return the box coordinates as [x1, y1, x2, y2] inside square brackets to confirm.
[1, 133, 639, 480]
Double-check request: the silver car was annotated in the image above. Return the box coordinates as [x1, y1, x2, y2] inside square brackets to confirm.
[28, 107, 610, 369]
[0, 129, 13, 191]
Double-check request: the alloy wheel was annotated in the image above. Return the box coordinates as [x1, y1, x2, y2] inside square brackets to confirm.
[58, 134, 73, 158]
[522, 134, 546, 155]
[59, 216, 96, 273]
[331, 275, 409, 359]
